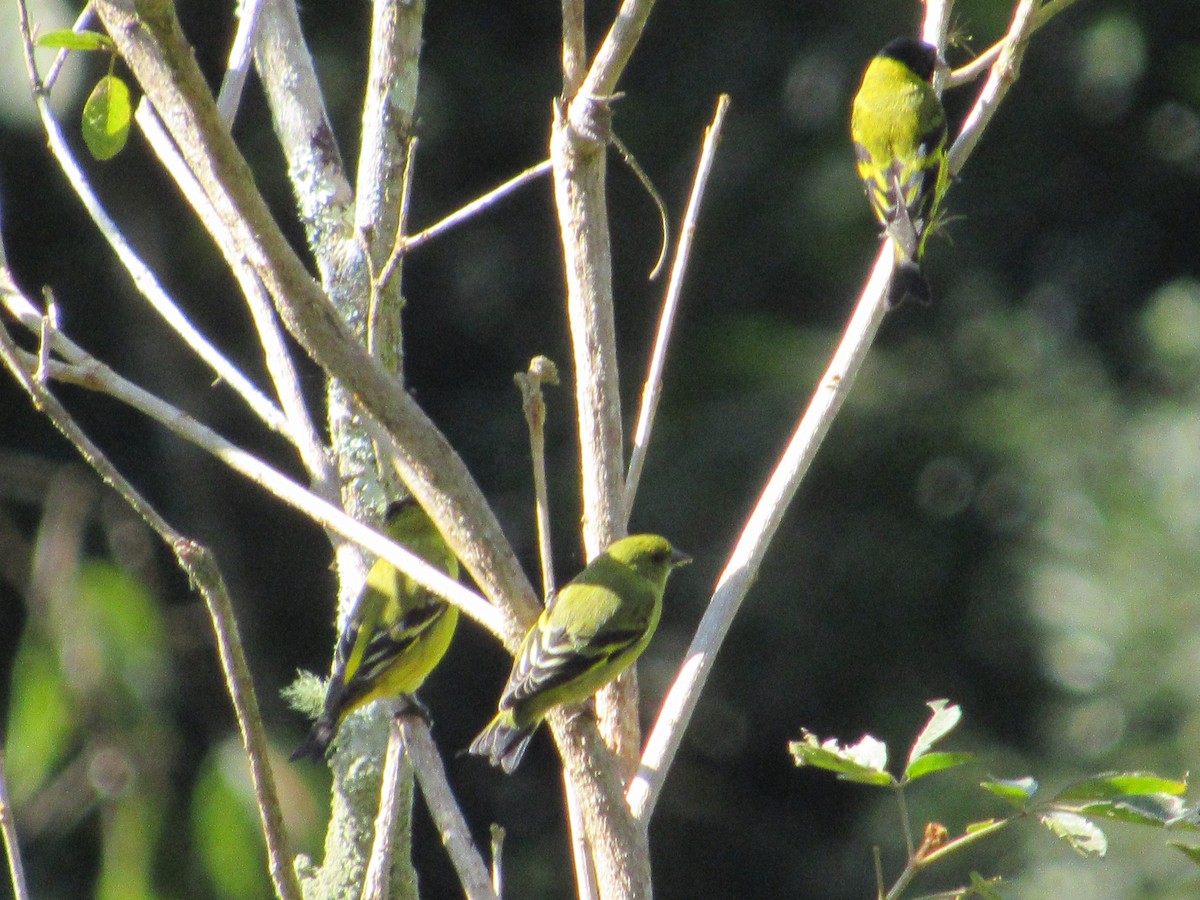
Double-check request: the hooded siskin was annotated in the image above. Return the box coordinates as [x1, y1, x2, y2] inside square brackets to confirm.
[291, 498, 459, 761]
[469, 534, 691, 773]
[851, 37, 949, 307]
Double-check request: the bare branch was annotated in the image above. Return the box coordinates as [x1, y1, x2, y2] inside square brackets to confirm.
[515, 356, 561, 600]
[0, 753, 30, 900]
[389, 159, 553, 263]
[1, 291, 503, 637]
[360, 719, 410, 900]
[135, 102, 337, 492]
[628, 250, 896, 822]
[402, 718, 499, 900]
[625, 94, 730, 519]
[949, 0, 1054, 176]
[215, 0, 265, 125]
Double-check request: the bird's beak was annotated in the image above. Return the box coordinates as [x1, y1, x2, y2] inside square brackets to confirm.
[670, 549, 693, 567]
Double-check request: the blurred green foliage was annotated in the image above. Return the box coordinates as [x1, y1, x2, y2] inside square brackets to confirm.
[4, 0, 1200, 898]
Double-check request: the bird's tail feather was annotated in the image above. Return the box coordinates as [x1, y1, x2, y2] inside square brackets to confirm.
[888, 257, 932, 307]
[469, 713, 538, 774]
[291, 716, 336, 762]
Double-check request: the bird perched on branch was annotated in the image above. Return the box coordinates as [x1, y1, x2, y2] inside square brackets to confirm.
[469, 534, 691, 773]
[291, 498, 459, 761]
[851, 36, 950, 307]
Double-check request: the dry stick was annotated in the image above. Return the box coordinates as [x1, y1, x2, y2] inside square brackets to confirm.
[380, 158, 554, 277]
[947, 0, 1086, 88]
[0, 322, 303, 900]
[357, 0, 424, 335]
[629, 0, 1054, 824]
[515, 356, 561, 601]
[561, 0, 587, 96]
[215, 0, 266, 125]
[401, 718, 499, 900]
[548, 3, 662, 898]
[489, 825, 506, 898]
[515, 357, 598, 900]
[948, 0, 1044, 176]
[360, 718, 409, 900]
[0, 752, 30, 900]
[627, 252, 896, 821]
[624, 94, 730, 518]
[1, 293, 501, 636]
[135, 103, 336, 490]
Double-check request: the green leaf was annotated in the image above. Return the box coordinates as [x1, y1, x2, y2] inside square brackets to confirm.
[906, 751, 975, 782]
[1038, 810, 1107, 857]
[964, 818, 1004, 834]
[82, 75, 131, 160]
[1067, 793, 1188, 828]
[965, 871, 1008, 898]
[1168, 841, 1200, 866]
[907, 699, 962, 770]
[789, 730, 895, 786]
[1054, 772, 1188, 803]
[36, 29, 114, 51]
[980, 776, 1038, 806]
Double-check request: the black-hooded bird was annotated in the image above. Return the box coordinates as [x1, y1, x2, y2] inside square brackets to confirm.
[469, 534, 691, 773]
[291, 498, 459, 761]
[851, 37, 949, 307]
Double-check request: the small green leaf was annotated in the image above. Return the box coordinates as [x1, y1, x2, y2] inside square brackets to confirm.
[980, 776, 1038, 806]
[82, 75, 131, 160]
[964, 818, 1004, 834]
[789, 731, 895, 786]
[905, 751, 975, 782]
[1038, 810, 1107, 857]
[1168, 841, 1200, 866]
[36, 29, 114, 51]
[966, 871, 1008, 898]
[1054, 772, 1187, 803]
[907, 699, 963, 769]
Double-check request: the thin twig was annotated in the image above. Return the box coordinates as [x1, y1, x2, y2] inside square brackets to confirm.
[948, 0, 1051, 175]
[360, 717, 409, 900]
[0, 318, 302, 900]
[215, 0, 266, 126]
[515, 356, 560, 601]
[384, 158, 553, 266]
[371, 136, 420, 336]
[947, 0, 1087, 88]
[1, 293, 503, 637]
[627, 250, 896, 822]
[515, 357, 596, 899]
[0, 752, 30, 900]
[490, 824, 506, 898]
[135, 102, 336, 490]
[624, 94, 729, 520]
[608, 132, 669, 280]
[402, 718, 499, 900]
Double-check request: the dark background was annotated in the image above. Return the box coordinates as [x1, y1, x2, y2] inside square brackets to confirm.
[4, 0, 1200, 897]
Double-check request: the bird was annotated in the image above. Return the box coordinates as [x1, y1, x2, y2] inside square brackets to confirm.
[291, 498, 459, 761]
[469, 534, 691, 773]
[851, 36, 950, 307]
